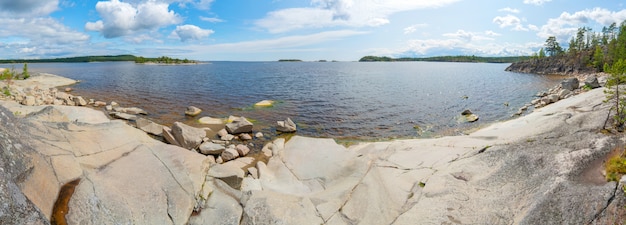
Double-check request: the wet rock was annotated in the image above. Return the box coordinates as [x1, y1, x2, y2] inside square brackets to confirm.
[561, 78, 579, 91]
[199, 142, 226, 155]
[198, 116, 223, 125]
[461, 109, 479, 122]
[276, 118, 297, 133]
[255, 132, 264, 139]
[171, 122, 206, 150]
[254, 100, 274, 107]
[73, 96, 87, 106]
[185, 106, 202, 117]
[225, 117, 253, 134]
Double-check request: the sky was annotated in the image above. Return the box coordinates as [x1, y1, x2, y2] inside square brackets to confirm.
[1, 0, 626, 61]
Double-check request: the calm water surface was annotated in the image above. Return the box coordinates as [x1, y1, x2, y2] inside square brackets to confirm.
[6, 61, 563, 140]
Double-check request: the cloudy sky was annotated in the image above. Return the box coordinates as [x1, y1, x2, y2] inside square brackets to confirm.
[0, 0, 625, 61]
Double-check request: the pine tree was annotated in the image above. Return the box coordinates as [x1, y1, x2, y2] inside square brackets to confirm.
[605, 59, 626, 131]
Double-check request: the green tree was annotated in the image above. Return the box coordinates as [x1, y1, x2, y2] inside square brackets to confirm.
[544, 36, 562, 56]
[593, 46, 605, 70]
[538, 48, 546, 58]
[605, 59, 626, 131]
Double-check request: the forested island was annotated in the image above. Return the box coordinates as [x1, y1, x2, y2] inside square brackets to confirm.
[359, 55, 530, 63]
[0, 55, 198, 64]
[506, 21, 626, 74]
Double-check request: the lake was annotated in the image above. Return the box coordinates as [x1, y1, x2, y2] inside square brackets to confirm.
[3, 61, 563, 140]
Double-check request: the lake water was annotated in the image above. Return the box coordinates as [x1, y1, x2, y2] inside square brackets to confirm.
[4, 61, 563, 140]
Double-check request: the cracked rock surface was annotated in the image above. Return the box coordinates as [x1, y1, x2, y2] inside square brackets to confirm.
[2, 86, 626, 224]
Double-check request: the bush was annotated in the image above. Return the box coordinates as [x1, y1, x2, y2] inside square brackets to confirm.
[22, 63, 29, 79]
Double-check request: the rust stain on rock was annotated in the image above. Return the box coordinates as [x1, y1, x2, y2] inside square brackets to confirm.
[51, 178, 81, 225]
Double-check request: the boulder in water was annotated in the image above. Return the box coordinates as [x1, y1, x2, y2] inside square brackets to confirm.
[185, 106, 202, 117]
[276, 118, 297, 133]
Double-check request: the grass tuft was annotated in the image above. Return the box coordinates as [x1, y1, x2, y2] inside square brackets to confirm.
[606, 148, 626, 182]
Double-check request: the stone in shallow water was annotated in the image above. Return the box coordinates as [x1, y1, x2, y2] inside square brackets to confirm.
[254, 100, 274, 107]
[185, 106, 202, 117]
[198, 116, 223, 125]
[225, 117, 253, 134]
[276, 118, 297, 133]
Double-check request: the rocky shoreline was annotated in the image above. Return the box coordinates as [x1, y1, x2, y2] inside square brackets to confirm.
[1, 71, 626, 224]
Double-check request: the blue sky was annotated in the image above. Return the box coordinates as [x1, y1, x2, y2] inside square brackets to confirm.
[1, 0, 625, 61]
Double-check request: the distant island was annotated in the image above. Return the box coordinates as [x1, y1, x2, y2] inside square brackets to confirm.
[0, 55, 198, 65]
[278, 59, 303, 62]
[359, 55, 531, 63]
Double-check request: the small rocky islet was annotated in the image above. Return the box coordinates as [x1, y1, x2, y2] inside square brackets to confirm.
[0, 71, 625, 224]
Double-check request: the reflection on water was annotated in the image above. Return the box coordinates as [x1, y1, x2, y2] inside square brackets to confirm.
[8, 61, 563, 140]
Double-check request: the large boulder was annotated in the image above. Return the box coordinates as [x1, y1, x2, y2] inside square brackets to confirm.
[561, 78, 579, 91]
[135, 117, 165, 136]
[276, 118, 297, 133]
[584, 76, 600, 89]
[225, 117, 253, 134]
[171, 122, 206, 150]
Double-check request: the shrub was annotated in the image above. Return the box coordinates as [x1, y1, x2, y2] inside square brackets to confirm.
[22, 63, 29, 79]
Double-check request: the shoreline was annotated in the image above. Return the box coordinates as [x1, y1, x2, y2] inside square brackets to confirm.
[0, 71, 608, 145]
[2, 70, 626, 223]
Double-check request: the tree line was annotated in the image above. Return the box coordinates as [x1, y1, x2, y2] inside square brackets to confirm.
[359, 55, 530, 63]
[532, 21, 626, 72]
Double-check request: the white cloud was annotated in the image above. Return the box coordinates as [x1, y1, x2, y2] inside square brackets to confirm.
[0, 18, 89, 45]
[176, 0, 214, 10]
[0, 0, 59, 17]
[170, 25, 214, 42]
[255, 0, 461, 33]
[523, 0, 551, 6]
[403, 23, 428, 34]
[186, 30, 368, 53]
[485, 30, 501, 36]
[537, 8, 626, 40]
[443, 30, 495, 41]
[498, 7, 520, 14]
[200, 16, 224, 23]
[493, 14, 534, 31]
[86, 0, 182, 38]
[493, 14, 522, 28]
[376, 38, 537, 57]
